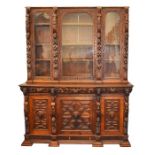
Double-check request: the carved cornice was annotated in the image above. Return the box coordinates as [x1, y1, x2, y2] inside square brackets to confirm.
[26, 7, 32, 80]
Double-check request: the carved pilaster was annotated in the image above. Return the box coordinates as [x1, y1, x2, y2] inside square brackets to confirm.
[96, 8, 102, 80]
[124, 95, 129, 135]
[26, 7, 32, 80]
[24, 95, 30, 134]
[51, 98, 56, 134]
[52, 8, 59, 80]
[123, 8, 129, 80]
[49, 88, 59, 147]
[93, 88, 102, 147]
[96, 88, 101, 135]
[50, 88, 57, 135]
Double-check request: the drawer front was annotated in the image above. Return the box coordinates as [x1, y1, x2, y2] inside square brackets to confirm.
[29, 95, 52, 135]
[101, 95, 124, 136]
[56, 96, 96, 135]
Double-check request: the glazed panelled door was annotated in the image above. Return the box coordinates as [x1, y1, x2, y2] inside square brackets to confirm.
[32, 9, 53, 79]
[102, 9, 125, 81]
[59, 9, 96, 80]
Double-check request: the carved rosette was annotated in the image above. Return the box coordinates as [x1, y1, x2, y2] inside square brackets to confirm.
[123, 8, 129, 80]
[96, 8, 102, 80]
[26, 7, 32, 80]
[24, 96, 30, 134]
[52, 8, 59, 79]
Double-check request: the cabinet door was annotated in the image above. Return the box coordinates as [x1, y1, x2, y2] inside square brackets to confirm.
[31, 9, 53, 80]
[29, 95, 52, 135]
[101, 96, 124, 135]
[56, 96, 96, 135]
[58, 9, 97, 80]
[102, 8, 126, 81]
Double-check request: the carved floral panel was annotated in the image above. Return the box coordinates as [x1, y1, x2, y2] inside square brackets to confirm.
[104, 99, 120, 130]
[32, 99, 49, 129]
[101, 96, 124, 135]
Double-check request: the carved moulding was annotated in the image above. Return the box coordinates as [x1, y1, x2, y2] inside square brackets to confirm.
[32, 99, 48, 129]
[101, 87, 132, 95]
[20, 86, 132, 95]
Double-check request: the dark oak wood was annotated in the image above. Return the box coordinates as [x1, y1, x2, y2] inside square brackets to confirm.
[20, 7, 133, 147]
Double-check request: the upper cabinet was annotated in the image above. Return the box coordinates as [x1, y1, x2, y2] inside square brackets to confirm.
[26, 7, 128, 82]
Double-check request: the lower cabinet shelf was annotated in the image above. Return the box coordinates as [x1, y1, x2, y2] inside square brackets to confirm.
[20, 86, 132, 147]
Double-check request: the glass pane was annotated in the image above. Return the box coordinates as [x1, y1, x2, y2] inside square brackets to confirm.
[104, 12, 121, 79]
[62, 46, 93, 60]
[63, 13, 92, 24]
[78, 26, 93, 43]
[104, 45, 120, 60]
[35, 45, 51, 59]
[62, 26, 78, 44]
[104, 60, 120, 78]
[34, 12, 50, 23]
[105, 12, 120, 45]
[35, 25, 50, 44]
[35, 61, 50, 76]
[33, 12, 51, 78]
[62, 13, 93, 79]
[62, 61, 93, 77]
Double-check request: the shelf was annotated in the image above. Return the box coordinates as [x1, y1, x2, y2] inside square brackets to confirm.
[104, 76, 120, 79]
[36, 59, 51, 61]
[35, 23, 50, 26]
[104, 59, 120, 61]
[62, 75, 93, 80]
[105, 44, 120, 46]
[62, 43, 93, 46]
[35, 43, 51, 46]
[63, 58, 92, 62]
[62, 23, 93, 26]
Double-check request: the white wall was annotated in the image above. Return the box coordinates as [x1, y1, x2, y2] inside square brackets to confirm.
[0, 0, 155, 155]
